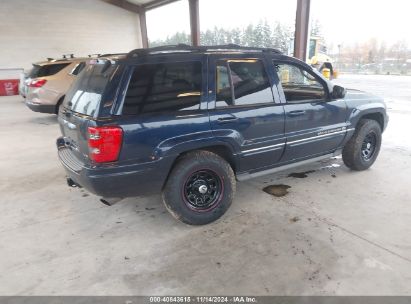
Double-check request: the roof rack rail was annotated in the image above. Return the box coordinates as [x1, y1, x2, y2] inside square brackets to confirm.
[62, 54, 74, 59]
[126, 44, 282, 58]
[88, 53, 101, 58]
[126, 44, 193, 58]
[98, 53, 126, 57]
[203, 44, 282, 54]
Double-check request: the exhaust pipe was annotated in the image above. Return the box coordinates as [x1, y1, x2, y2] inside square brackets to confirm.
[66, 178, 122, 206]
[67, 177, 80, 188]
[100, 197, 123, 206]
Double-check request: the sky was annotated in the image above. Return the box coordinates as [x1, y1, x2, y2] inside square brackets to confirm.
[146, 0, 411, 47]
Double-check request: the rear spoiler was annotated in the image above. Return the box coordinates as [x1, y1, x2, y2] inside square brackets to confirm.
[87, 58, 117, 74]
[88, 53, 125, 66]
[45, 54, 75, 62]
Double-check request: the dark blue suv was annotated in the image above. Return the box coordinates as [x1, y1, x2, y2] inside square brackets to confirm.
[57, 45, 388, 225]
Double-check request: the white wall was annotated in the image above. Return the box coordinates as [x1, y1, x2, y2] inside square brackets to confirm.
[0, 0, 142, 70]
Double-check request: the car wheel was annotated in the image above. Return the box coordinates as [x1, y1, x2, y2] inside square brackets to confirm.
[342, 119, 382, 171]
[162, 150, 236, 225]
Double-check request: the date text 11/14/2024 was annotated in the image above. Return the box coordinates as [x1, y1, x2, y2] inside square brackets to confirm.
[149, 296, 257, 303]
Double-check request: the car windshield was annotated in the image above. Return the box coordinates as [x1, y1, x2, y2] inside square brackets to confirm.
[29, 63, 70, 78]
[63, 61, 118, 116]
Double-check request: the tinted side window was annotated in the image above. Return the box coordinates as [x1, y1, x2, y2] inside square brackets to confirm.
[215, 59, 273, 107]
[274, 62, 326, 103]
[216, 63, 233, 107]
[123, 62, 202, 115]
[29, 63, 70, 78]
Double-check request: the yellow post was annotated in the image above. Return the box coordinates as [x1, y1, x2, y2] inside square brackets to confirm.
[281, 69, 290, 83]
[322, 68, 331, 79]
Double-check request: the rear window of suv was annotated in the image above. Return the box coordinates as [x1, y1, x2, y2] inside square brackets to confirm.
[122, 61, 202, 115]
[29, 63, 70, 78]
[63, 62, 118, 116]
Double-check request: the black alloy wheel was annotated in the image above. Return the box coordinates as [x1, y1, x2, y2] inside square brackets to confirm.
[182, 169, 223, 212]
[162, 150, 236, 225]
[361, 131, 377, 161]
[342, 119, 382, 171]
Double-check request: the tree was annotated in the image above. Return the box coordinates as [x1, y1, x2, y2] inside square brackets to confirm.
[389, 40, 408, 63]
[261, 21, 274, 48]
[253, 21, 265, 47]
[243, 24, 255, 46]
[310, 19, 322, 36]
[150, 20, 293, 53]
[149, 31, 190, 47]
[272, 22, 292, 53]
[231, 28, 242, 45]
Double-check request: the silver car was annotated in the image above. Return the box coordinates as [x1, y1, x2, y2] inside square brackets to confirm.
[24, 55, 87, 114]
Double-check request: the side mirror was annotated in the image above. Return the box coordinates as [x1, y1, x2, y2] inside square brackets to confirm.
[332, 85, 346, 99]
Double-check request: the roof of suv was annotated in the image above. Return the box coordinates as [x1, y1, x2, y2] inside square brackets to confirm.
[94, 44, 318, 75]
[92, 44, 283, 64]
[124, 44, 282, 59]
[90, 45, 320, 82]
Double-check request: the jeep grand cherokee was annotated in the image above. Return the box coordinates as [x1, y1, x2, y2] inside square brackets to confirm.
[57, 45, 388, 225]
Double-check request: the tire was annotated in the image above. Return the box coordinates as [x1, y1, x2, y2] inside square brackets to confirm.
[162, 150, 236, 225]
[342, 119, 382, 171]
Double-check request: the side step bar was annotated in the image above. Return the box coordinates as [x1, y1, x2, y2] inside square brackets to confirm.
[236, 151, 341, 181]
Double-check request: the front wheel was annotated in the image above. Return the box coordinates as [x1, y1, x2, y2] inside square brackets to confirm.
[162, 151, 236, 225]
[342, 119, 382, 171]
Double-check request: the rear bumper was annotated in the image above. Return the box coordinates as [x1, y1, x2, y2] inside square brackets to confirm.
[26, 100, 55, 114]
[57, 137, 173, 198]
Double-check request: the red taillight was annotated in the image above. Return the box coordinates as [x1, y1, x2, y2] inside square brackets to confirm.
[28, 79, 47, 88]
[88, 126, 123, 163]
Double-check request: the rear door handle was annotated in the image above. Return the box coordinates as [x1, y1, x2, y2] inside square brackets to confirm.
[288, 110, 306, 117]
[217, 116, 238, 124]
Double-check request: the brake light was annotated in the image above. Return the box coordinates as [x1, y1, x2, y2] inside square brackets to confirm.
[28, 79, 47, 87]
[88, 126, 123, 163]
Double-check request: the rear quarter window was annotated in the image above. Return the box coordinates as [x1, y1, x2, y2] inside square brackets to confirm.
[122, 61, 202, 115]
[29, 63, 70, 78]
[63, 62, 118, 116]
